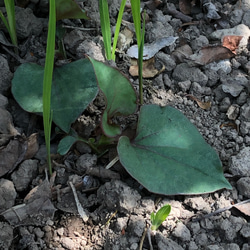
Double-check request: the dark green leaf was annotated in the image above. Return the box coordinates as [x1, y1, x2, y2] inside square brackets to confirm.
[58, 135, 77, 155]
[56, 0, 89, 20]
[12, 59, 98, 133]
[117, 104, 232, 195]
[89, 57, 137, 137]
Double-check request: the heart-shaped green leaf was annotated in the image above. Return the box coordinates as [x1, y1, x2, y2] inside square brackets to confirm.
[12, 59, 98, 133]
[56, 0, 89, 20]
[117, 104, 232, 195]
[89, 58, 137, 137]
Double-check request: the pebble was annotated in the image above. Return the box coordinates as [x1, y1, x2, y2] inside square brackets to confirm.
[172, 222, 191, 242]
[11, 159, 39, 192]
[0, 55, 13, 95]
[237, 177, 250, 198]
[97, 180, 141, 214]
[0, 179, 17, 213]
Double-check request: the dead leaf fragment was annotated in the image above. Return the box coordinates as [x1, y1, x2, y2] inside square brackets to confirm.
[186, 95, 211, 110]
[188, 45, 234, 65]
[127, 36, 178, 60]
[222, 35, 243, 54]
[24, 133, 39, 160]
[129, 57, 165, 78]
[234, 200, 250, 216]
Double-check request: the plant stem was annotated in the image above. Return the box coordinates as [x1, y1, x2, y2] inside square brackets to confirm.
[43, 0, 56, 175]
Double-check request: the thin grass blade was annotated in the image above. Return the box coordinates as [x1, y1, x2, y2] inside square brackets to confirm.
[111, 0, 126, 60]
[130, 0, 141, 46]
[4, 0, 17, 48]
[99, 0, 112, 60]
[43, 0, 56, 175]
[138, 10, 145, 105]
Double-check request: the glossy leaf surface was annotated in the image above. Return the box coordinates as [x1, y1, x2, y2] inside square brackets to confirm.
[118, 104, 232, 195]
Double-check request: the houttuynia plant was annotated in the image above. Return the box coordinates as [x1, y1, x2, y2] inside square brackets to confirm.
[11, 0, 232, 195]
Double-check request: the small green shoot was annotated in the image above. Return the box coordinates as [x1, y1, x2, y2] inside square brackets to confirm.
[43, 0, 56, 175]
[150, 204, 171, 231]
[0, 0, 18, 53]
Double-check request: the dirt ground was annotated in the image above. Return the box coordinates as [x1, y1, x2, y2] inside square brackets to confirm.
[0, 0, 250, 249]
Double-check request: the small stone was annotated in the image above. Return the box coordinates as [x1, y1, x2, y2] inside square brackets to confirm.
[189, 222, 200, 234]
[240, 103, 250, 122]
[56, 227, 64, 236]
[115, 217, 128, 232]
[240, 223, 250, 238]
[0, 108, 16, 135]
[220, 219, 237, 241]
[127, 215, 145, 237]
[226, 104, 240, 120]
[190, 35, 209, 51]
[155, 232, 184, 250]
[230, 8, 243, 26]
[222, 83, 244, 97]
[219, 97, 231, 112]
[229, 147, 250, 176]
[0, 94, 8, 108]
[240, 121, 250, 135]
[242, 243, 250, 250]
[97, 180, 141, 214]
[15, 7, 43, 39]
[0, 55, 13, 94]
[156, 52, 176, 71]
[172, 222, 191, 242]
[178, 80, 192, 92]
[0, 179, 17, 213]
[0, 222, 13, 249]
[195, 232, 208, 246]
[184, 197, 210, 212]
[172, 63, 208, 86]
[11, 159, 39, 192]
[75, 153, 97, 172]
[60, 237, 75, 249]
[33, 227, 44, 238]
[237, 92, 248, 105]
[188, 241, 199, 250]
[224, 243, 240, 250]
[206, 245, 221, 250]
[237, 177, 250, 198]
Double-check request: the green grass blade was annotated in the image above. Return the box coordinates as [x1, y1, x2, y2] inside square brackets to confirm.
[99, 0, 111, 60]
[111, 0, 126, 61]
[43, 0, 56, 175]
[130, 0, 141, 46]
[138, 10, 145, 105]
[0, 11, 10, 34]
[4, 0, 17, 49]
